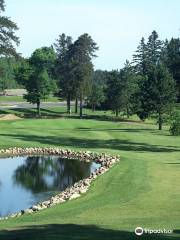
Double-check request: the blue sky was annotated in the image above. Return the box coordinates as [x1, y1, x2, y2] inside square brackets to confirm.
[5, 0, 180, 70]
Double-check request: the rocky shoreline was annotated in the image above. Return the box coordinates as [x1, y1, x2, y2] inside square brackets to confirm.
[0, 147, 120, 220]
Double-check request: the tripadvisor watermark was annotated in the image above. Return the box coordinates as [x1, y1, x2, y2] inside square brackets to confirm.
[135, 227, 173, 236]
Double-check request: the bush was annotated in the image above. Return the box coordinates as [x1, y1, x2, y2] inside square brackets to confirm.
[170, 111, 180, 136]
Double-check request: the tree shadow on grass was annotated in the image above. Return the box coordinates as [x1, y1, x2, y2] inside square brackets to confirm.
[7, 108, 62, 118]
[76, 127, 155, 133]
[165, 163, 180, 165]
[0, 109, 9, 114]
[0, 224, 179, 240]
[65, 114, 148, 123]
[40, 108, 66, 115]
[1, 134, 180, 153]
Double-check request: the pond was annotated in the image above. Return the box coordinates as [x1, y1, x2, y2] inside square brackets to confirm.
[0, 155, 100, 217]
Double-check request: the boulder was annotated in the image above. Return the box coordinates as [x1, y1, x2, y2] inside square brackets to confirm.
[69, 193, 81, 200]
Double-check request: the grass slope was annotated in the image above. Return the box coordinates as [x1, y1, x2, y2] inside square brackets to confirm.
[0, 118, 179, 240]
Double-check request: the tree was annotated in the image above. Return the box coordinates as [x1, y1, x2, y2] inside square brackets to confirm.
[106, 62, 138, 118]
[54, 34, 74, 114]
[87, 82, 105, 111]
[54, 33, 72, 61]
[72, 33, 98, 118]
[25, 68, 53, 116]
[169, 110, 180, 136]
[164, 38, 180, 102]
[133, 30, 176, 128]
[137, 64, 176, 130]
[29, 46, 56, 73]
[146, 30, 163, 67]
[14, 58, 32, 86]
[120, 61, 139, 118]
[0, 57, 22, 91]
[0, 0, 19, 57]
[15, 47, 56, 116]
[0, 0, 19, 92]
[93, 70, 108, 86]
[133, 37, 148, 75]
[106, 70, 122, 117]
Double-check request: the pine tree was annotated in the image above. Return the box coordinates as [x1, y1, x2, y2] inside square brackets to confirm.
[137, 64, 176, 129]
[146, 30, 163, 67]
[72, 34, 98, 118]
[133, 30, 175, 129]
[106, 70, 122, 117]
[133, 37, 148, 75]
[87, 83, 105, 111]
[120, 61, 138, 118]
[0, 0, 19, 57]
[54, 33, 72, 60]
[164, 38, 180, 102]
[54, 34, 74, 114]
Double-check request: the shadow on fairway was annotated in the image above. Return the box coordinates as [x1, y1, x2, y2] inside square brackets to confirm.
[76, 127, 156, 133]
[0, 109, 9, 114]
[0, 107, 152, 124]
[165, 163, 180, 165]
[1, 134, 180, 153]
[0, 224, 179, 240]
[0, 108, 64, 118]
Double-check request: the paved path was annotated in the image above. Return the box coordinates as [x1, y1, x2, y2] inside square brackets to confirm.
[0, 101, 73, 109]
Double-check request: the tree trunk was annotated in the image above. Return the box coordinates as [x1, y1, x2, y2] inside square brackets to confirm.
[92, 104, 95, 112]
[115, 109, 119, 117]
[37, 100, 41, 117]
[80, 94, 83, 119]
[127, 107, 130, 119]
[158, 111, 163, 130]
[75, 97, 78, 114]
[67, 95, 71, 114]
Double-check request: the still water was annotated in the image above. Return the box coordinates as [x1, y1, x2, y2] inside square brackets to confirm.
[0, 155, 100, 217]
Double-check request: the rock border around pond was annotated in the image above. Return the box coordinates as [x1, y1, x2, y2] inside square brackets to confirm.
[0, 147, 120, 220]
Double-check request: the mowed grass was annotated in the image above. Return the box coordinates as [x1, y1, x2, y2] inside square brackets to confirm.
[0, 118, 179, 239]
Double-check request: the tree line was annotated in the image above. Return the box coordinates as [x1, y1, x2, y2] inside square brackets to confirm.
[15, 33, 98, 117]
[87, 31, 180, 130]
[0, 0, 179, 130]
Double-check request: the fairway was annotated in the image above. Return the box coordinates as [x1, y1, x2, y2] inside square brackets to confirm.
[0, 118, 179, 240]
[0, 0, 180, 239]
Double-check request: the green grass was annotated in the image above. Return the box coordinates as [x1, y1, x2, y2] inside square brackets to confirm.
[0, 118, 179, 239]
[0, 106, 65, 118]
[0, 105, 157, 127]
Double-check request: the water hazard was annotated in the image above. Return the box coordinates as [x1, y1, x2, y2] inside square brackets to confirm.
[0, 155, 100, 217]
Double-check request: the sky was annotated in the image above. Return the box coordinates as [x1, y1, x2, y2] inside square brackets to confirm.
[5, 0, 180, 70]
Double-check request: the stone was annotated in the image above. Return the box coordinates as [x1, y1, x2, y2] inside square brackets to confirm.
[83, 179, 91, 186]
[69, 193, 81, 200]
[79, 188, 88, 194]
[31, 205, 40, 211]
[58, 198, 66, 203]
[22, 209, 33, 214]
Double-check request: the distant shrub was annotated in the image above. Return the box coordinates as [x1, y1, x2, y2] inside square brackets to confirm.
[170, 111, 180, 136]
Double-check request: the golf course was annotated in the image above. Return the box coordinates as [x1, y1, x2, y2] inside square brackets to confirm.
[0, 0, 180, 239]
[0, 113, 179, 240]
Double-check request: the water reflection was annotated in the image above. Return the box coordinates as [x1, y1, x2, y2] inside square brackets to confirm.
[13, 156, 92, 193]
[0, 156, 100, 217]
